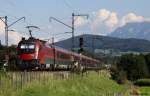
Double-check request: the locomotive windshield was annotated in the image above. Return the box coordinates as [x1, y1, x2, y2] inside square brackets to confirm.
[18, 43, 35, 54]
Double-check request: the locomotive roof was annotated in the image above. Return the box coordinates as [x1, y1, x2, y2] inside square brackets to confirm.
[19, 37, 47, 44]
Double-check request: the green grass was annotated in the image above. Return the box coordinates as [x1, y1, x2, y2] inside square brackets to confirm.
[133, 79, 150, 95]
[134, 79, 150, 86]
[139, 87, 150, 95]
[0, 71, 131, 96]
[18, 71, 130, 96]
[0, 72, 17, 96]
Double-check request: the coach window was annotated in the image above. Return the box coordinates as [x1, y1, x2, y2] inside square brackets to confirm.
[57, 53, 68, 59]
[48, 49, 53, 54]
[60, 54, 65, 59]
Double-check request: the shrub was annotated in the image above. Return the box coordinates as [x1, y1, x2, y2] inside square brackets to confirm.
[110, 64, 127, 84]
[117, 54, 149, 81]
[111, 54, 150, 84]
[134, 79, 150, 87]
[144, 54, 150, 76]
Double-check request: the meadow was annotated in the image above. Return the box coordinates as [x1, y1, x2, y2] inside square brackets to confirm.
[139, 87, 150, 95]
[0, 70, 131, 96]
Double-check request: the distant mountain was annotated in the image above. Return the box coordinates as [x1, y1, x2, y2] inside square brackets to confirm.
[109, 22, 150, 41]
[55, 34, 150, 52]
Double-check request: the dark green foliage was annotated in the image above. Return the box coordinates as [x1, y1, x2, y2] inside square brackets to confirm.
[134, 79, 150, 86]
[0, 45, 18, 71]
[0, 46, 6, 70]
[110, 64, 127, 84]
[119, 54, 149, 81]
[145, 54, 150, 75]
[8, 54, 18, 70]
[111, 54, 150, 83]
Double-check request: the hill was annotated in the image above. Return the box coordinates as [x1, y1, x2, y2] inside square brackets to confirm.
[55, 34, 150, 52]
[109, 22, 150, 41]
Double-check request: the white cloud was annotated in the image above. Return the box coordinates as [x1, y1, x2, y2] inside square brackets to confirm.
[121, 13, 145, 26]
[0, 21, 5, 35]
[0, 20, 23, 45]
[0, 9, 149, 45]
[91, 9, 119, 35]
[92, 9, 110, 28]
[8, 31, 22, 45]
[71, 9, 149, 36]
[74, 17, 88, 28]
[78, 9, 150, 35]
[105, 12, 118, 28]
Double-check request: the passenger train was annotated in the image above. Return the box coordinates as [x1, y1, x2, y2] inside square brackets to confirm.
[17, 37, 100, 71]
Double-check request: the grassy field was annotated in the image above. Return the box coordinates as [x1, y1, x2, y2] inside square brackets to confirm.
[0, 71, 131, 96]
[139, 87, 150, 95]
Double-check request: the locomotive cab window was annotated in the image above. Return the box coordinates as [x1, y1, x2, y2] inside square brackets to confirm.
[28, 45, 35, 49]
[18, 43, 35, 54]
[20, 44, 26, 49]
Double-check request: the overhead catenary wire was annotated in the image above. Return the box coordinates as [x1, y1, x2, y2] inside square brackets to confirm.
[2, 0, 16, 7]
[63, 0, 74, 12]
[2, 0, 33, 17]
[0, 1, 48, 43]
[63, 0, 80, 14]
[0, 0, 89, 43]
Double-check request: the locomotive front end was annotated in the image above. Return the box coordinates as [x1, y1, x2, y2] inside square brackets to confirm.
[17, 37, 40, 70]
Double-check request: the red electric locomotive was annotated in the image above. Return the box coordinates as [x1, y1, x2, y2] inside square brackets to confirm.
[17, 37, 100, 71]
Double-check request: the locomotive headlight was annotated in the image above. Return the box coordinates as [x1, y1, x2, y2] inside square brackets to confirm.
[20, 44, 26, 49]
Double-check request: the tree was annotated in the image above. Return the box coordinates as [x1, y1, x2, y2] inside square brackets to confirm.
[119, 54, 149, 81]
[111, 54, 149, 83]
[144, 53, 150, 76]
[0, 45, 18, 71]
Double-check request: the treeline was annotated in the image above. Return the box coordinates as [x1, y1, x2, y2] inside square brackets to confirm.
[111, 54, 150, 84]
[0, 45, 18, 70]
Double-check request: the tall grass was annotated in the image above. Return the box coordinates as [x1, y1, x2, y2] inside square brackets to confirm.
[0, 71, 17, 96]
[0, 71, 131, 96]
[139, 87, 150, 95]
[18, 71, 130, 96]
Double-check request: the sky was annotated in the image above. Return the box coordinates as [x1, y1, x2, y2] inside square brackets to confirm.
[0, 0, 150, 45]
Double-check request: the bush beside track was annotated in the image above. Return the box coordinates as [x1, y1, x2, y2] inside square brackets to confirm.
[134, 79, 150, 86]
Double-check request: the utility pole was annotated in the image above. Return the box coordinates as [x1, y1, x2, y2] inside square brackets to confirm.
[49, 17, 72, 49]
[52, 37, 55, 70]
[72, 13, 75, 52]
[71, 13, 88, 52]
[0, 16, 25, 70]
[50, 13, 88, 52]
[0, 16, 25, 46]
[5, 16, 8, 47]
